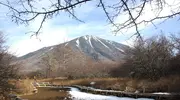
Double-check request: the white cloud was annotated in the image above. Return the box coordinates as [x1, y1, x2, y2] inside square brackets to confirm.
[8, 14, 110, 56]
[7, 13, 108, 56]
[9, 29, 68, 56]
[8, 17, 68, 56]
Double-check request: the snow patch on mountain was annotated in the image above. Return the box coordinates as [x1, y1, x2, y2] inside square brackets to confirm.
[48, 47, 54, 51]
[96, 38, 110, 49]
[84, 36, 88, 40]
[92, 36, 99, 41]
[76, 38, 80, 47]
[115, 46, 125, 53]
[107, 40, 113, 44]
[65, 43, 68, 46]
[88, 36, 94, 48]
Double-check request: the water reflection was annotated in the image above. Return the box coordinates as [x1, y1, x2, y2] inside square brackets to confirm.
[20, 87, 71, 100]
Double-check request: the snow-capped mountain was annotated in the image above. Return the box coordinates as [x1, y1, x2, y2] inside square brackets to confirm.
[17, 35, 129, 77]
[64, 35, 128, 61]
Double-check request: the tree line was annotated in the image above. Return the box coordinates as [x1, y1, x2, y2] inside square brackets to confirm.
[111, 34, 180, 80]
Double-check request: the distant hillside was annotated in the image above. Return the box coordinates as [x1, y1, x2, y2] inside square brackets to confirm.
[16, 35, 129, 78]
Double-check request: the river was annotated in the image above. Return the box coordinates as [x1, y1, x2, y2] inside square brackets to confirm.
[20, 87, 154, 100]
[20, 87, 70, 100]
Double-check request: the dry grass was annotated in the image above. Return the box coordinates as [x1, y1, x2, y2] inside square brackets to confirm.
[41, 77, 131, 91]
[9, 75, 180, 95]
[44, 78, 123, 86]
[146, 76, 180, 92]
[9, 79, 34, 95]
[41, 76, 180, 93]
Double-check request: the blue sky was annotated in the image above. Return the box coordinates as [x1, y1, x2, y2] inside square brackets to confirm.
[0, 0, 180, 56]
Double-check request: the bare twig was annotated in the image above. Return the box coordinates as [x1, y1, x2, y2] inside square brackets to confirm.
[120, 0, 142, 39]
[0, 0, 180, 38]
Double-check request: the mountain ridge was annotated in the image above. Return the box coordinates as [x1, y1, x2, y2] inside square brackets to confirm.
[19, 35, 129, 61]
[17, 35, 129, 78]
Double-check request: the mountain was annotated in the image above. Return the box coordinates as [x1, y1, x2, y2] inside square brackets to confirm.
[17, 35, 129, 78]
[64, 35, 128, 61]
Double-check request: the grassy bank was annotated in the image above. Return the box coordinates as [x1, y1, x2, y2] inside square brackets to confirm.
[9, 79, 35, 95]
[41, 76, 180, 93]
[9, 75, 180, 96]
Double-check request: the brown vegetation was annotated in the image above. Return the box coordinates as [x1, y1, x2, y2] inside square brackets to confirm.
[9, 79, 34, 95]
[44, 76, 180, 93]
[111, 35, 180, 81]
[28, 44, 120, 79]
[0, 32, 20, 97]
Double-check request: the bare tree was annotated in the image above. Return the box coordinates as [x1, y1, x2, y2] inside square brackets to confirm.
[125, 35, 173, 80]
[0, 32, 18, 95]
[0, 0, 180, 38]
[168, 33, 180, 75]
[41, 53, 57, 78]
[170, 33, 180, 55]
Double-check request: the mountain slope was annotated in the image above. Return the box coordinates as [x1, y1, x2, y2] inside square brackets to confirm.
[17, 35, 129, 77]
[59, 35, 128, 61]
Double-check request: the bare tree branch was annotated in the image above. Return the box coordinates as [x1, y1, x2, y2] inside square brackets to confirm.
[99, 0, 117, 27]
[0, 0, 92, 35]
[0, 0, 180, 38]
[120, 0, 142, 38]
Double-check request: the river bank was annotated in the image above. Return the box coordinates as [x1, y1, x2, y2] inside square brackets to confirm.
[9, 77, 180, 100]
[42, 76, 180, 93]
[19, 81, 180, 100]
[20, 86, 154, 100]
